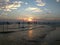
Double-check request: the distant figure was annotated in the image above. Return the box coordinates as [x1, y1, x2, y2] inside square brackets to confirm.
[18, 22, 20, 28]
[7, 22, 9, 31]
[3, 22, 4, 32]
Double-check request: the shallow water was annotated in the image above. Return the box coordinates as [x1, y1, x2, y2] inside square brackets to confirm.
[0, 24, 59, 45]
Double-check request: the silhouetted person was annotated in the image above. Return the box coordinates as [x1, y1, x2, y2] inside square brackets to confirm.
[6, 22, 9, 32]
[3, 22, 4, 32]
[18, 22, 20, 28]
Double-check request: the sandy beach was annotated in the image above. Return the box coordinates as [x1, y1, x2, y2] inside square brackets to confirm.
[0, 24, 54, 45]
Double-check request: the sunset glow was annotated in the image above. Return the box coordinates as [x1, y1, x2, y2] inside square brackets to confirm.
[28, 17, 33, 22]
[0, 0, 60, 21]
[17, 17, 33, 22]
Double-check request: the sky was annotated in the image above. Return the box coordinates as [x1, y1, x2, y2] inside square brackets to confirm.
[0, 0, 60, 21]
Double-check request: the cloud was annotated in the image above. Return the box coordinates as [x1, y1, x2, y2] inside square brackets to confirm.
[44, 8, 52, 14]
[37, 3, 45, 6]
[5, 0, 10, 2]
[35, 0, 46, 6]
[25, 2, 28, 5]
[56, 0, 60, 2]
[0, 0, 23, 11]
[25, 7, 43, 12]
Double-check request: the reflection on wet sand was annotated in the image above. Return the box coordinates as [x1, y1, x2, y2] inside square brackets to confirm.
[28, 30, 33, 39]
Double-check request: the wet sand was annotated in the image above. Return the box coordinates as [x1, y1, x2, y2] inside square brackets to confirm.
[42, 27, 60, 45]
[0, 25, 55, 45]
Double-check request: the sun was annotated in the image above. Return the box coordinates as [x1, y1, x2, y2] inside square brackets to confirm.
[28, 17, 33, 22]
[28, 18, 32, 22]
